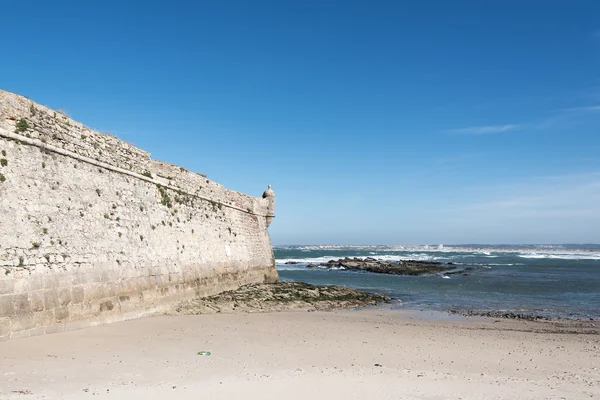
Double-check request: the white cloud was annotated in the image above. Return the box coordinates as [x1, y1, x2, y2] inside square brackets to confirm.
[445, 172, 600, 220]
[446, 124, 519, 135]
[561, 105, 600, 112]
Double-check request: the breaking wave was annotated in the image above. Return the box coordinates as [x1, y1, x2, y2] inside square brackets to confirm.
[518, 253, 600, 260]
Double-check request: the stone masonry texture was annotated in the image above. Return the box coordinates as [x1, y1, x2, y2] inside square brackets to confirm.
[0, 90, 278, 340]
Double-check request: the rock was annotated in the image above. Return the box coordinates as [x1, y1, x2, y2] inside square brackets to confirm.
[171, 282, 391, 315]
[307, 258, 453, 275]
[453, 310, 553, 321]
[284, 261, 299, 264]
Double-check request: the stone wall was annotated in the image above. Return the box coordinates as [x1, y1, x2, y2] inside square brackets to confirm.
[0, 90, 278, 340]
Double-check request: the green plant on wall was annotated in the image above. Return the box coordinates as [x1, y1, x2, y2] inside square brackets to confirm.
[15, 118, 30, 133]
[157, 185, 172, 208]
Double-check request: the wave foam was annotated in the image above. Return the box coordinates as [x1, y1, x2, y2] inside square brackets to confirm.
[276, 253, 451, 265]
[275, 256, 351, 265]
[518, 253, 600, 260]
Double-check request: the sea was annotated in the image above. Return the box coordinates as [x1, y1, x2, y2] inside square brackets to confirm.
[275, 244, 600, 320]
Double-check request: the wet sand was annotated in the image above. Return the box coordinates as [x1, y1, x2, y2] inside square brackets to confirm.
[1, 310, 598, 399]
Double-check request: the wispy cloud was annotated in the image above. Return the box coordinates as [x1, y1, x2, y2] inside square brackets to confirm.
[444, 171, 600, 220]
[446, 124, 520, 135]
[561, 105, 600, 113]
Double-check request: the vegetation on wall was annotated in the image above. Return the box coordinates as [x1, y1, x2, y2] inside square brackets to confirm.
[15, 118, 30, 133]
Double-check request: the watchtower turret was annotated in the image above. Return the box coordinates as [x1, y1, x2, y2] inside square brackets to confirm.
[262, 185, 276, 227]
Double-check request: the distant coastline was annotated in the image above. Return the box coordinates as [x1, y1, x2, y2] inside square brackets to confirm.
[275, 244, 600, 255]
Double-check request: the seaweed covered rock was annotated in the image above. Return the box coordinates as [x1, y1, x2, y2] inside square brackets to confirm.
[171, 282, 390, 314]
[313, 257, 454, 275]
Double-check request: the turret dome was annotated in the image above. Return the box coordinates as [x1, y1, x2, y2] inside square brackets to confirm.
[262, 185, 275, 198]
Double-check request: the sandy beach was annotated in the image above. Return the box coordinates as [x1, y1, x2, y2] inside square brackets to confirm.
[1, 310, 598, 400]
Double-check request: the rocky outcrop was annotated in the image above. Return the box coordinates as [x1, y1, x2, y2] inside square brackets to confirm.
[171, 282, 391, 314]
[307, 257, 454, 275]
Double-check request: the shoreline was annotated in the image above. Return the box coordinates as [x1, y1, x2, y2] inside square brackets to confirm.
[365, 303, 600, 327]
[168, 281, 600, 324]
[1, 308, 598, 399]
[387, 303, 600, 324]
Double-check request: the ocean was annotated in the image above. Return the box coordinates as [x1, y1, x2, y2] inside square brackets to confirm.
[275, 245, 600, 319]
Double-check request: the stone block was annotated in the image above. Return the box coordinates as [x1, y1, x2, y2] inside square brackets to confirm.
[55, 306, 69, 321]
[72, 286, 84, 304]
[43, 274, 59, 289]
[10, 314, 36, 332]
[34, 310, 55, 327]
[0, 279, 14, 295]
[154, 275, 166, 288]
[72, 273, 85, 285]
[83, 272, 101, 284]
[139, 288, 155, 302]
[27, 275, 45, 292]
[27, 326, 47, 337]
[66, 317, 97, 332]
[67, 303, 83, 320]
[58, 288, 72, 307]
[9, 329, 32, 340]
[108, 270, 120, 282]
[44, 323, 66, 335]
[117, 279, 135, 293]
[13, 277, 30, 294]
[57, 274, 73, 287]
[13, 294, 31, 315]
[133, 277, 147, 291]
[30, 291, 45, 312]
[0, 294, 15, 317]
[100, 270, 111, 283]
[43, 290, 59, 309]
[101, 282, 117, 298]
[84, 283, 103, 301]
[0, 317, 10, 338]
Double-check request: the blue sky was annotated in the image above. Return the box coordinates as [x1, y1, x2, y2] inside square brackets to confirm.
[2, 1, 599, 245]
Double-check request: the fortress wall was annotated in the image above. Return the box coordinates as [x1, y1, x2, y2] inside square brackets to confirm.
[0, 91, 278, 340]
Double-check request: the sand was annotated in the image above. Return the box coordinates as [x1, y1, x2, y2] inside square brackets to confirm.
[1, 310, 598, 399]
